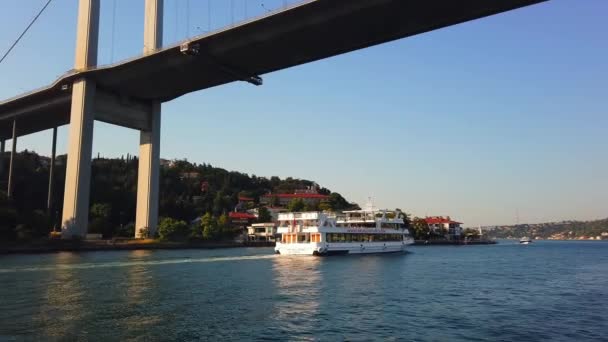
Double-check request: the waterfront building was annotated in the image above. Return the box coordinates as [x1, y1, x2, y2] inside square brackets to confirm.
[247, 223, 277, 241]
[425, 216, 463, 240]
[228, 211, 257, 225]
[250, 206, 288, 222]
[229, 211, 258, 241]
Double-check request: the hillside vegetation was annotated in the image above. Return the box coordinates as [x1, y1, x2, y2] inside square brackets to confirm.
[0, 151, 356, 241]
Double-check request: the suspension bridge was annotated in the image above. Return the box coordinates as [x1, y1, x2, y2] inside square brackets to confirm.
[0, 0, 546, 238]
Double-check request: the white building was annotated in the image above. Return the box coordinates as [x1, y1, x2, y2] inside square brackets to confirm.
[425, 216, 463, 239]
[247, 223, 277, 242]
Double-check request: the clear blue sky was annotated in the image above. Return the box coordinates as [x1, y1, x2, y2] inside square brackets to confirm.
[1, 0, 606, 226]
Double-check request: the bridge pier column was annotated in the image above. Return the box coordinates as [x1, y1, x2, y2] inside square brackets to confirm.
[7, 119, 16, 198]
[47, 127, 57, 213]
[0, 139, 5, 185]
[135, 105, 160, 238]
[61, 81, 96, 238]
[135, 0, 163, 238]
[61, 0, 99, 239]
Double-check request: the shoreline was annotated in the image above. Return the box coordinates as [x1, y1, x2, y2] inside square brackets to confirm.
[0, 240, 275, 255]
[413, 239, 497, 246]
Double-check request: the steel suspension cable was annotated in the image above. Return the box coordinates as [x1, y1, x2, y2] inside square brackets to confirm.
[110, 0, 116, 62]
[0, 0, 54, 66]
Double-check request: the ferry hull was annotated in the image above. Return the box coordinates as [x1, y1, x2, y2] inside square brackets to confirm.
[275, 240, 413, 256]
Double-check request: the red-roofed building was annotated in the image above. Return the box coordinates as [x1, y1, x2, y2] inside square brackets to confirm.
[228, 211, 258, 241]
[260, 192, 330, 207]
[229, 211, 257, 222]
[425, 216, 463, 239]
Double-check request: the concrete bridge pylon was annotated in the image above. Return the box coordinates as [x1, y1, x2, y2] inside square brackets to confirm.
[135, 0, 163, 238]
[61, 0, 163, 239]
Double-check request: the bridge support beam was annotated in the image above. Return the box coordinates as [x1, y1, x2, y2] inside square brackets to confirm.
[61, 81, 96, 238]
[135, 104, 160, 238]
[0, 140, 5, 185]
[47, 127, 57, 213]
[61, 0, 99, 238]
[135, 0, 163, 238]
[7, 120, 16, 198]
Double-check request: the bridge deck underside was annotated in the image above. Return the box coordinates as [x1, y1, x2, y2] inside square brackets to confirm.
[0, 0, 545, 140]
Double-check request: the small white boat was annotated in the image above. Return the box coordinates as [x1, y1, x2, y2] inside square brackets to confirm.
[519, 237, 532, 244]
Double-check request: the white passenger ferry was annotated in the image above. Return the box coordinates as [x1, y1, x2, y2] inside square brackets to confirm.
[275, 208, 414, 256]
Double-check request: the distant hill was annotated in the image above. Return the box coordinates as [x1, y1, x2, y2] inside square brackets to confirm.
[486, 218, 608, 240]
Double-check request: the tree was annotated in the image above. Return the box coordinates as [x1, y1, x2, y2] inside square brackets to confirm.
[0, 191, 18, 240]
[158, 217, 189, 241]
[257, 207, 272, 223]
[328, 193, 354, 211]
[89, 203, 113, 237]
[463, 228, 480, 238]
[396, 210, 411, 228]
[90, 203, 112, 219]
[201, 212, 219, 240]
[15, 210, 50, 241]
[217, 213, 229, 239]
[304, 201, 320, 212]
[287, 198, 305, 212]
[318, 201, 332, 212]
[410, 217, 430, 240]
[116, 223, 135, 237]
[212, 191, 227, 216]
[270, 195, 280, 207]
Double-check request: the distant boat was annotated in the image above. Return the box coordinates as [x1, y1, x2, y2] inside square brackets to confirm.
[520, 237, 532, 244]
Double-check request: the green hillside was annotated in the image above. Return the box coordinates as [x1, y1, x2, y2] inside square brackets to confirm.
[0, 151, 357, 241]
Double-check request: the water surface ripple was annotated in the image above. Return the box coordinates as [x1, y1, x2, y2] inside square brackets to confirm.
[0, 241, 607, 341]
